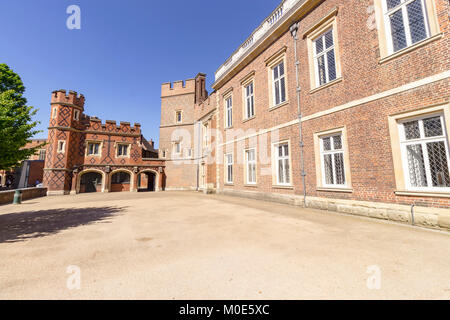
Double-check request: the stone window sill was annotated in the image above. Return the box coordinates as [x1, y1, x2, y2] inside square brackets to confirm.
[272, 185, 294, 190]
[310, 77, 343, 94]
[379, 33, 443, 65]
[244, 184, 258, 188]
[243, 116, 255, 123]
[395, 190, 450, 199]
[269, 100, 289, 112]
[317, 187, 353, 193]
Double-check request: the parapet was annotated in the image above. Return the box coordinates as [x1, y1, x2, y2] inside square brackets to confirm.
[51, 90, 85, 109]
[161, 78, 196, 97]
[85, 116, 141, 134]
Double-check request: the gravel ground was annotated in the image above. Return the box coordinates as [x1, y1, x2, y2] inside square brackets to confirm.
[0, 191, 449, 300]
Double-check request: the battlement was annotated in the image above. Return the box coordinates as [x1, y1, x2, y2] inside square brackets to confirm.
[161, 78, 196, 97]
[85, 116, 141, 134]
[51, 90, 85, 109]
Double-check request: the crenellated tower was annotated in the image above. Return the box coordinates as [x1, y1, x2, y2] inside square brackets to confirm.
[43, 90, 86, 195]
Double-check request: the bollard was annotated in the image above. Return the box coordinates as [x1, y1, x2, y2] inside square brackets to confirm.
[13, 190, 22, 205]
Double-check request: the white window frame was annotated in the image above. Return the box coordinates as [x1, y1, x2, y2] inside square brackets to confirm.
[382, 0, 431, 55]
[313, 28, 337, 87]
[319, 133, 347, 188]
[57, 140, 66, 154]
[116, 143, 130, 158]
[225, 96, 233, 128]
[38, 149, 46, 161]
[244, 82, 255, 120]
[87, 142, 101, 156]
[73, 109, 80, 121]
[398, 113, 450, 192]
[52, 107, 58, 119]
[245, 148, 257, 185]
[273, 142, 291, 186]
[174, 142, 181, 154]
[272, 61, 286, 107]
[225, 153, 233, 184]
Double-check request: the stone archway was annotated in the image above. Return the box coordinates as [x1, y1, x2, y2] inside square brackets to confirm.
[137, 169, 159, 192]
[109, 169, 133, 192]
[77, 169, 105, 194]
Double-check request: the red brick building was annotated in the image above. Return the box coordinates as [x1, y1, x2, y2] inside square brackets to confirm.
[0, 139, 47, 189]
[43, 90, 164, 195]
[160, 0, 450, 229]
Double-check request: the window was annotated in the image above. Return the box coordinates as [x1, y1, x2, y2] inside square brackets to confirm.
[57, 140, 65, 153]
[174, 142, 181, 154]
[320, 134, 346, 186]
[38, 149, 46, 161]
[245, 149, 257, 184]
[52, 107, 57, 119]
[203, 123, 209, 147]
[176, 111, 182, 123]
[117, 144, 129, 157]
[87, 142, 101, 156]
[275, 143, 290, 185]
[111, 172, 130, 184]
[383, 0, 430, 54]
[244, 82, 255, 119]
[225, 96, 233, 128]
[161, 150, 166, 158]
[314, 29, 337, 87]
[272, 62, 286, 106]
[225, 153, 233, 184]
[73, 109, 80, 121]
[187, 149, 192, 157]
[399, 114, 450, 190]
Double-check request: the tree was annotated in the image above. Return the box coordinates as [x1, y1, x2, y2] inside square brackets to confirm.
[0, 63, 43, 170]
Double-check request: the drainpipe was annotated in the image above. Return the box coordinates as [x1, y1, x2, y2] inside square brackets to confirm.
[290, 22, 307, 207]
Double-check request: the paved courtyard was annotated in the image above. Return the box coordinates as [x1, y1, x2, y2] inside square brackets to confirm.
[0, 191, 449, 300]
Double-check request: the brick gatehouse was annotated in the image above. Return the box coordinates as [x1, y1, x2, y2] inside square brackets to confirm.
[43, 90, 165, 195]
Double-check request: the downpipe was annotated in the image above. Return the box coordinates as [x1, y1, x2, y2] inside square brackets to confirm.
[290, 22, 307, 207]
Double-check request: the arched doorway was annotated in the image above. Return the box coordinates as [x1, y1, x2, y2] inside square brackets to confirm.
[137, 171, 157, 192]
[110, 171, 132, 192]
[80, 171, 103, 193]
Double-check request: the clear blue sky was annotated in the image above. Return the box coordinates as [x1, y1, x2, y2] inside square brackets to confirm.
[0, 0, 280, 146]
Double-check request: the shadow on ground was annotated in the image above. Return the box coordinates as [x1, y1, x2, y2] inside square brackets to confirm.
[0, 206, 125, 243]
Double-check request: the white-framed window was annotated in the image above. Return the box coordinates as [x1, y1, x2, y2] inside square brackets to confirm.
[117, 144, 129, 157]
[87, 142, 101, 156]
[382, 0, 430, 54]
[57, 140, 66, 153]
[225, 153, 233, 184]
[272, 62, 286, 106]
[174, 142, 181, 154]
[38, 149, 46, 161]
[245, 148, 257, 185]
[313, 28, 337, 87]
[275, 142, 290, 185]
[203, 123, 209, 147]
[399, 114, 450, 190]
[244, 82, 255, 119]
[320, 134, 346, 187]
[73, 109, 80, 121]
[225, 96, 233, 128]
[52, 107, 58, 119]
[176, 111, 182, 124]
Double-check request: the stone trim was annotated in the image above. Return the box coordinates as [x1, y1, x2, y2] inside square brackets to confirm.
[218, 189, 450, 231]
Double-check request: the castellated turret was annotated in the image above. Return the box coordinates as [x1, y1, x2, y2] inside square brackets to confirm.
[44, 89, 86, 195]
